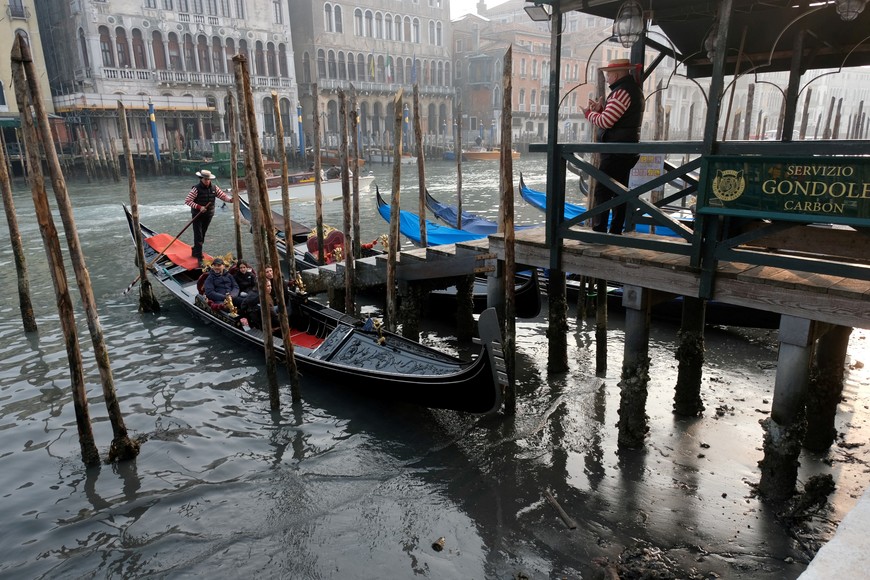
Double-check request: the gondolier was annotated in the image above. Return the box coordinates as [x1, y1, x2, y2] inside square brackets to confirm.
[184, 169, 233, 265]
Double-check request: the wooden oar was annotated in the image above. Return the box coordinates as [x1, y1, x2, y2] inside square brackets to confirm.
[122, 203, 210, 295]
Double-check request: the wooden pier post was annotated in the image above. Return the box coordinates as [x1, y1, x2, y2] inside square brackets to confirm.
[547, 270, 569, 373]
[804, 325, 852, 452]
[595, 279, 608, 376]
[386, 89, 403, 332]
[118, 102, 159, 313]
[0, 131, 37, 332]
[338, 89, 354, 314]
[272, 91, 296, 282]
[12, 36, 101, 466]
[398, 281, 421, 340]
[109, 138, 121, 182]
[673, 296, 705, 416]
[759, 316, 816, 501]
[413, 84, 427, 247]
[227, 90, 243, 262]
[617, 285, 652, 448]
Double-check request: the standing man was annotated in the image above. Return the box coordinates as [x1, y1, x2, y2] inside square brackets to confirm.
[184, 169, 233, 264]
[582, 58, 644, 235]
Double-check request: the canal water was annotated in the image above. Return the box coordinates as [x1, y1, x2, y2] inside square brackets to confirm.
[0, 155, 867, 579]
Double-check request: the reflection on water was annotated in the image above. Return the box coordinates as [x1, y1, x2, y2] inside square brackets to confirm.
[0, 158, 867, 578]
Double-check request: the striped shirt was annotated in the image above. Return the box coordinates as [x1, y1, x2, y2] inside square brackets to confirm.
[584, 88, 632, 129]
[184, 183, 233, 211]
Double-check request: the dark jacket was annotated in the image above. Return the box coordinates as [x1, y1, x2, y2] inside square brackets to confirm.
[234, 270, 257, 295]
[598, 74, 644, 144]
[204, 270, 239, 302]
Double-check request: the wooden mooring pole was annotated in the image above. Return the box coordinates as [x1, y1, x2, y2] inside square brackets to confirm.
[350, 86, 362, 260]
[312, 83, 325, 264]
[386, 89, 403, 332]
[338, 89, 354, 315]
[0, 131, 37, 332]
[235, 54, 301, 406]
[118, 102, 159, 313]
[500, 46, 517, 414]
[271, 91, 296, 283]
[228, 90, 243, 262]
[455, 102, 463, 230]
[413, 84, 427, 248]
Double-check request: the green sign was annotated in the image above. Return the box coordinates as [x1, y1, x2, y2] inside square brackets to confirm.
[699, 156, 870, 225]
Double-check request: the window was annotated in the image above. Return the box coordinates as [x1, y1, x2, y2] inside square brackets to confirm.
[334, 6, 343, 33]
[327, 50, 336, 79]
[324, 4, 333, 32]
[384, 13, 392, 40]
[151, 30, 165, 69]
[192, 0, 203, 14]
[99, 26, 115, 67]
[263, 96, 275, 133]
[207, 0, 217, 15]
[412, 18, 420, 43]
[179, 0, 189, 11]
[115, 27, 130, 67]
[354, 9, 363, 36]
[220, 0, 231, 17]
[197, 35, 211, 72]
[375, 13, 383, 39]
[279, 44, 288, 77]
[436, 22, 442, 46]
[274, 0, 283, 24]
[235, 0, 245, 19]
[184, 34, 196, 71]
[162, 0, 174, 10]
[317, 49, 326, 78]
[212, 37, 223, 73]
[347, 52, 356, 80]
[364, 10, 373, 37]
[338, 52, 346, 80]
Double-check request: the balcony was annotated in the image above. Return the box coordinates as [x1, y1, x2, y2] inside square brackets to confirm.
[315, 78, 454, 96]
[104, 67, 154, 81]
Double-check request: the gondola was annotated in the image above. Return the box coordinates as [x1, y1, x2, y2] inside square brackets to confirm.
[374, 187, 542, 318]
[240, 197, 541, 318]
[424, 189, 538, 235]
[518, 173, 693, 237]
[124, 205, 507, 415]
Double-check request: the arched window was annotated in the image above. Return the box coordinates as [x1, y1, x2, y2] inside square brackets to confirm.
[317, 49, 326, 78]
[115, 27, 130, 67]
[327, 50, 337, 79]
[278, 44, 288, 77]
[364, 10, 373, 37]
[357, 54, 365, 81]
[531, 89, 537, 111]
[338, 52, 346, 80]
[302, 51, 312, 83]
[428, 21, 435, 45]
[403, 16, 411, 42]
[347, 52, 356, 81]
[183, 34, 196, 71]
[354, 9, 363, 36]
[427, 103, 436, 134]
[280, 98, 292, 136]
[444, 62, 450, 84]
[366, 53, 375, 82]
[396, 57, 405, 84]
[334, 6, 343, 33]
[394, 16, 402, 41]
[437, 61, 443, 86]
[238, 39, 248, 63]
[79, 28, 91, 69]
[375, 13, 383, 39]
[197, 35, 211, 73]
[436, 22, 442, 46]
[324, 4, 333, 32]
[412, 18, 420, 43]
[377, 55, 385, 83]
[99, 26, 115, 67]
[132, 30, 147, 68]
[384, 13, 393, 40]
[212, 36, 223, 74]
[263, 96, 275, 133]
[255, 41, 266, 76]
[224, 38, 235, 74]
[266, 41, 277, 77]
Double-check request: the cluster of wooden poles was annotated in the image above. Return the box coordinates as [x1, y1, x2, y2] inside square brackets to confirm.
[1, 34, 140, 466]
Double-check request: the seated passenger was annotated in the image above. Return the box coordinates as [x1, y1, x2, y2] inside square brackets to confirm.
[233, 260, 257, 297]
[203, 257, 239, 304]
[239, 280, 280, 330]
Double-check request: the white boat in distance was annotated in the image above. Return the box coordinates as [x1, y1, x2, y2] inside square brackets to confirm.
[240, 173, 376, 205]
[367, 148, 417, 165]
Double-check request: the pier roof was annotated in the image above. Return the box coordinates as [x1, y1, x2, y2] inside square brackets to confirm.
[543, 0, 870, 77]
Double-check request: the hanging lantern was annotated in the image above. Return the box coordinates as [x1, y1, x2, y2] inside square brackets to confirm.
[613, 1, 645, 48]
[703, 24, 718, 61]
[835, 0, 868, 21]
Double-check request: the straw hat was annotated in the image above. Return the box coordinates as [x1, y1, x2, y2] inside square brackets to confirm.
[196, 169, 216, 179]
[600, 58, 633, 71]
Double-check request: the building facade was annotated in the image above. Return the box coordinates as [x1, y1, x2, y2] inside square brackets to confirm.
[1, 0, 55, 159]
[290, 0, 454, 152]
[36, 0, 299, 162]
